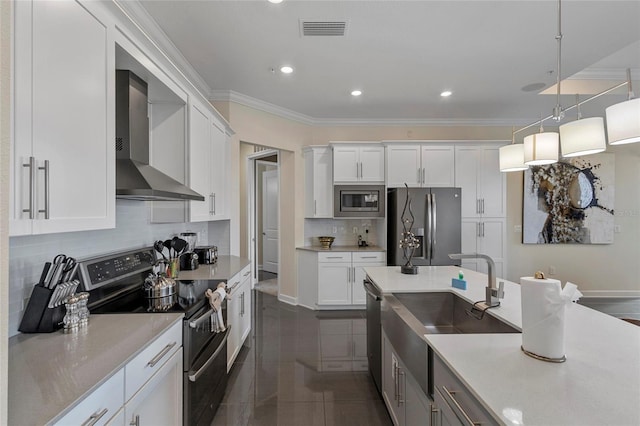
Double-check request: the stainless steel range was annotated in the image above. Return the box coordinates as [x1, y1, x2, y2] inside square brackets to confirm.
[77, 247, 228, 426]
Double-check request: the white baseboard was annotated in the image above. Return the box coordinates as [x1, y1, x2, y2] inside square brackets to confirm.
[581, 290, 640, 298]
[278, 293, 297, 306]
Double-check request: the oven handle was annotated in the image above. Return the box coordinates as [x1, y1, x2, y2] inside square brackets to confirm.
[189, 308, 214, 329]
[188, 326, 230, 382]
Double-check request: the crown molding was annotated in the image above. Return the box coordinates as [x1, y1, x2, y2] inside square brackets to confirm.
[210, 90, 532, 128]
[114, 0, 212, 98]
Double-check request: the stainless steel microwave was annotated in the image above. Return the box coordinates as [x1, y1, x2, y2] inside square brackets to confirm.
[334, 185, 385, 217]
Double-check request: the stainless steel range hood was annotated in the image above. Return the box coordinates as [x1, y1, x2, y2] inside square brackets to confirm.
[116, 70, 204, 201]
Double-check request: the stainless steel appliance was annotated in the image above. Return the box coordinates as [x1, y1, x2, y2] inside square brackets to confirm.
[363, 277, 382, 395]
[115, 70, 204, 201]
[334, 185, 385, 218]
[387, 187, 462, 266]
[195, 246, 218, 265]
[77, 248, 229, 426]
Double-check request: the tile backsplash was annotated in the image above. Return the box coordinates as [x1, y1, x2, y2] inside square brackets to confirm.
[304, 218, 385, 247]
[8, 200, 230, 336]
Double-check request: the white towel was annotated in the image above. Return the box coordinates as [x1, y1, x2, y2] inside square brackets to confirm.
[205, 285, 227, 332]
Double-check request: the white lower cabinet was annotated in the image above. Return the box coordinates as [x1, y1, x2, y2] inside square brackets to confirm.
[124, 349, 183, 426]
[227, 265, 252, 371]
[316, 251, 386, 307]
[55, 321, 183, 426]
[382, 331, 430, 426]
[431, 355, 494, 426]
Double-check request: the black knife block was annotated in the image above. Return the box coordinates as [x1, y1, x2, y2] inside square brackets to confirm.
[18, 284, 66, 333]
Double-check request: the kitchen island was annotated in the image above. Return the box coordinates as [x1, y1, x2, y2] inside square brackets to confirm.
[364, 265, 640, 425]
[8, 313, 183, 425]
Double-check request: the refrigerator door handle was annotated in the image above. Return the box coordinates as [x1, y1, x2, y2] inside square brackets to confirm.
[432, 192, 437, 257]
[426, 193, 432, 260]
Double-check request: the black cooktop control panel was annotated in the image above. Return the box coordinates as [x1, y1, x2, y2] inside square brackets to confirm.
[79, 248, 154, 290]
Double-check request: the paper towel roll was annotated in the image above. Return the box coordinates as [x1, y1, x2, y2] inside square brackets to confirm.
[520, 276, 566, 360]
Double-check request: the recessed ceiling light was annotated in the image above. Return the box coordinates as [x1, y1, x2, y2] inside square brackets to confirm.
[440, 91, 452, 97]
[351, 90, 362, 97]
[268, 0, 283, 4]
[280, 66, 293, 74]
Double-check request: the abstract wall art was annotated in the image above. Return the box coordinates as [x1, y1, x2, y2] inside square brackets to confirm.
[523, 153, 615, 244]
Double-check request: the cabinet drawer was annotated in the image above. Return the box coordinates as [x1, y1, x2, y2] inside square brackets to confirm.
[433, 356, 494, 425]
[54, 369, 124, 426]
[125, 320, 182, 401]
[318, 252, 352, 263]
[352, 252, 385, 263]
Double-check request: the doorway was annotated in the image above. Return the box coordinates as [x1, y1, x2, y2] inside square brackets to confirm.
[248, 150, 280, 297]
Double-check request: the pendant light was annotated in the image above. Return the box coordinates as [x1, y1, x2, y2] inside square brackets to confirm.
[499, 128, 528, 172]
[524, 122, 559, 166]
[606, 69, 640, 145]
[560, 94, 606, 157]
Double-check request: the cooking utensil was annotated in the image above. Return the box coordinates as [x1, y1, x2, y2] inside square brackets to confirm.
[164, 239, 173, 258]
[173, 238, 188, 256]
[154, 240, 168, 260]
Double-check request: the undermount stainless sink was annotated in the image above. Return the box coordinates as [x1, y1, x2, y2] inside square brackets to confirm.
[392, 292, 519, 334]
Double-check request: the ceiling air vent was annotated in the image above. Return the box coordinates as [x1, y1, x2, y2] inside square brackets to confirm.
[300, 20, 348, 37]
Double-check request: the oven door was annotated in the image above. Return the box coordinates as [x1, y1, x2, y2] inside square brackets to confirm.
[184, 326, 229, 426]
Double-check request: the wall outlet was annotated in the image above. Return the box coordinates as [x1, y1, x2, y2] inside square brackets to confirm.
[549, 265, 556, 275]
[514, 225, 522, 233]
[353, 226, 359, 234]
[614, 225, 622, 233]
[332, 226, 337, 234]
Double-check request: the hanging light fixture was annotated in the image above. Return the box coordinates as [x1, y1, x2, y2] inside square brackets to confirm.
[560, 94, 607, 157]
[606, 69, 640, 145]
[499, 127, 528, 172]
[524, 121, 559, 165]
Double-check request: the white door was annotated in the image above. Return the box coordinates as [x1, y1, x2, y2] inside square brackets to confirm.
[262, 169, 279, 274]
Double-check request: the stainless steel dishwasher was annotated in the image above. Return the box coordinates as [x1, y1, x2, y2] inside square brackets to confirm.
[363, 277, 382, 394]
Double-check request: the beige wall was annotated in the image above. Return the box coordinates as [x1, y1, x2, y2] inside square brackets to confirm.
[1, 0, 10, 422]
[219, 100, 640, 301]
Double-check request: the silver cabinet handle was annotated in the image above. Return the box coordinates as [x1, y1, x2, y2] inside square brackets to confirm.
[147, 341, 177, 368]
[477, 222, 481, 238]
[441, 386, 481, 426]
[241, 292, 245, 316]
[481, 222, 485, 237]
[394, 364, 399, 402]
[398, 369, 406, 405]
[243, 270, 251, 278]
[129, 414, 140, 426]
[314, 200, 317, 215]
[228, 280, 240, 292]
[213, 193, 216, 214]
[38, 159, 50, 219]
[325, 256, 343, 259]
[81, 408, 108, 426]
[481, 198, 485, 214]
[189, 327, 229, 382]
[22, 156, 36, 219]
[422, 167, 426, 185]
[359, 256, 378, 259]
[417, 168, 421, 184]
[430, 404, 440, 426]
[209, 193, 214, 214]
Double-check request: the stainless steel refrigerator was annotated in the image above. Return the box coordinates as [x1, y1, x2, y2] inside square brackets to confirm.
[387, 187, 462, 266]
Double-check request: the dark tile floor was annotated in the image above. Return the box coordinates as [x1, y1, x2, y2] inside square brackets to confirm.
[212, 291, 392, 426]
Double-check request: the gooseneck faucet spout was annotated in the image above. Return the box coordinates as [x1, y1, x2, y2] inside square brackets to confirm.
[448, 253, 504, 307]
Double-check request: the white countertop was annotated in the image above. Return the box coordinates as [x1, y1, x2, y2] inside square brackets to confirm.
[176, 255, 250, 281]
[8, 313, 184, 425]
[363, 265, 640, 425]
[297, 245, 385, 252]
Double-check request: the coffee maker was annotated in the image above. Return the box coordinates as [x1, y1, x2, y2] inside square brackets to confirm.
[179, 232, 199, 271]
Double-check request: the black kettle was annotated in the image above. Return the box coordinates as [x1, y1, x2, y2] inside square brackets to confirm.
[179, 252, 199, 271]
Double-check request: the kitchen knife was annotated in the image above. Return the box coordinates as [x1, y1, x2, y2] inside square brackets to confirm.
[38, 262, 51, 287]
[62, 263, 79, 283]
[47, 263, 64, 289]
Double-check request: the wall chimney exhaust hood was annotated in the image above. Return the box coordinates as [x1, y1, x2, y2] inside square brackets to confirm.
[116, 70, 204, 201]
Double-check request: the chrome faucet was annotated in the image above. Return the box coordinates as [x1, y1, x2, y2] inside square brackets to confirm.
[448, 253, 504, 307]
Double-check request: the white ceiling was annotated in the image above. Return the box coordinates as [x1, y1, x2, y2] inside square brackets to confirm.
[139, 0, 640, 125]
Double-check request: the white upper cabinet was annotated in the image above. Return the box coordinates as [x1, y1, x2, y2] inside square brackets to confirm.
[332, 144, 384, 183]
[386, 144, 455, 188]
[188, 99, 228, 222]
[11, 0, 115, 236]
[455, 146, 505, 218]
[304, 146, 333, 218]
